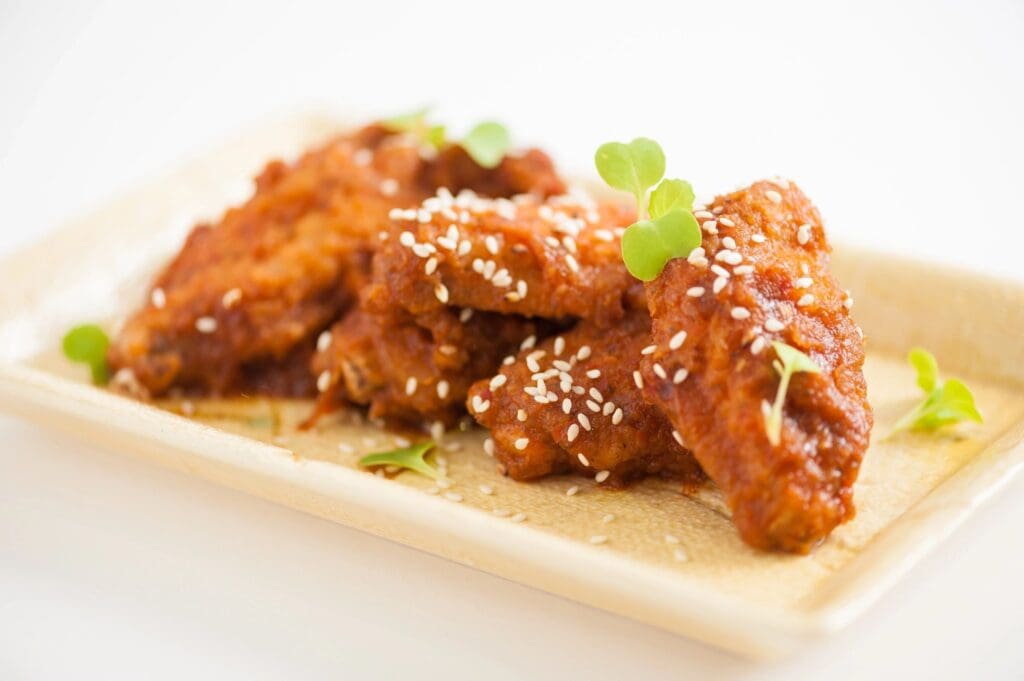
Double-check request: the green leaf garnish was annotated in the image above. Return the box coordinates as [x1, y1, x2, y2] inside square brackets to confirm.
[648, 179, 695, 219]
[892, 348, 982, 433]
[620, 209, 702, 281]
[595, 138, 666, 215]
[461, 121, 511, 169]
[382, 108, 447, 150]
[357, 440, 444, 480]
[594, 137, 700, 281]
[62, 324, 110, 385]
[764, 342, 821, 446]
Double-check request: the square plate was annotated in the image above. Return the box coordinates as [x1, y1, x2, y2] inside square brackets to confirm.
[2, 114, 1022, 659]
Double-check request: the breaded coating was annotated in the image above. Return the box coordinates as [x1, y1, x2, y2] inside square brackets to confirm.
[377, 189, 636, 327]
[640, 180, 871, 553]
[467, 311, 703, 485]
[311, 284, 546, 428]
[108, 126, 565, 397]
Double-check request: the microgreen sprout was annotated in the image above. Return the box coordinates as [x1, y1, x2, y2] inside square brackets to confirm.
[764, 341, 821, 446]
[61, 323, 110, 385]
[357, 440, 445, 481]
[383, 110, 511, 169]
[892, 347, 982, 433]
[382, 108, 446, 150]
[594, 138, 701, 281]
[461, 121, 511, 169]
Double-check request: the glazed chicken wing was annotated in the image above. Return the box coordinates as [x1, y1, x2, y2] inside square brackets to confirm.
[376, 190, 636, 327]
[640, 180, 871, 553]
[311, 292, 546, 429]
[467, 311, 702, 485]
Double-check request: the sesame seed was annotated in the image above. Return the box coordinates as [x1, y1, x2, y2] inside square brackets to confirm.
[589, 387, 603, 402]
[460, 307, 474, 323]
[673, 548, 689, 562]
[566, 485, 579, 496]
[602, 402, 615, 416]
[673, 368, 688, 384]
[520, 335, 536, 351]
[195, 316, 217, 333]
[797, 293, 815, 307]
[472, 395, 490, 413]
[338, 442, 354, 455]
[702, 220, 719, 235]
[641, 344, 657, 356]
[150, 287, 166, 309]
[589, 535, 608, 545]
[490, 374, 507, 390]
[586, 369, 601, 379]
[719, 217, 735, 228]
[686, 286, 705, 297]
[751, 233, 766, 243]
[379, 178, 399, 196]
[731, 307, 751, 320]
[716, 249, 743, 265]
[578, 413, 591, 431]
[751, 336, 767, 355]
[672, 430, 684, 446]
[577, 345, 592, 360]
[595, 470, 610, 483]
[633, 371, 644, 389]
[552, 359, 572, 372]
[669, 330, 687, 350]
[765, 318, 785, 332]
[722, 236, 737, 250]
[479, 484, 494, 495]
[405, 377, 418, 395]
[436, 380, 450, 399]
[653, 363, 667, 379]
[562, 398, 572, 414]
[514, 438, 530, 450]
[711, 264, 731, 278]
[714, 277, 729, 294]
[553, 336, 565, 356]
[843, 292, 854, 310]
[412, 243, 434, 258]
[594, 229, 614, 242]
[578, 452, 590, 467]
[516, 408, 527, 422]
[612, 408, 624, 425]
[797, 224, 812, 245]
[316, 330, 332, 352]
[317, 370, 332, 393]
[693, 210, 713, 219]
[565, 254, 580, 273]
[440, 344, 458, 356]
[394, 436, 411, 448]
[483, 438, 495, 456]
[795, 276, 813, 288]
[586, 400, 601, 412]
[765, 189, 782, 204]
[502, 355, 515, 365]
[399, 231, 416, 247]
[516, 280, 528, 298]
[510, 512, 527, 523]
[424, 257, 438, 275]
[485, 235, 500, 255]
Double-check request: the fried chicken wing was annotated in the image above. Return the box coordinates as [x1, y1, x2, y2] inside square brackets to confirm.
[640, 180, 871, 553]
[311, 284, 546, 428]
[377, 190, 636, 327]
[108, 126, 565, 397]
[467, 311, 702, 485]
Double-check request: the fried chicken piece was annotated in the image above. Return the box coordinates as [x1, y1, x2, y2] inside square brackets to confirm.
[376, 190, 635, 327]
[640, 180, 871, 553]
[109, 125, 565, 397]
[311, 284, 547, 428]
[467, 311, 703, 485]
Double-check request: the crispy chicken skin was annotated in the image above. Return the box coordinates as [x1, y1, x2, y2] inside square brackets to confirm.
[377, 190, 636, 327]
[108, 126, 565, 397]
[311, 284, 546, 428]
[640, 180, 871, 553]
[467, 311, 703, 485]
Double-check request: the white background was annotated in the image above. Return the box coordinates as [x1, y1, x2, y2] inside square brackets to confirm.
[1, 1, 1022, 678]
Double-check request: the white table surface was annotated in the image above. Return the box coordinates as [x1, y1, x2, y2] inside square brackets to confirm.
[2, 1, 1023, 678]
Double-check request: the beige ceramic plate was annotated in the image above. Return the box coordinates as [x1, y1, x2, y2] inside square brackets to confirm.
[1, 114, 1022, 659]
